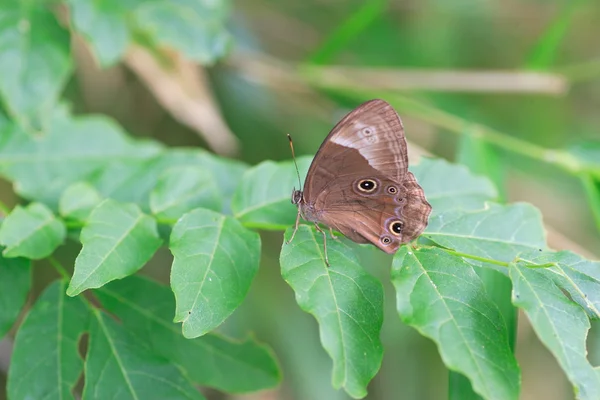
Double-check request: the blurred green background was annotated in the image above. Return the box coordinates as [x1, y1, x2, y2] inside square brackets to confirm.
[2, 0, 600, 399]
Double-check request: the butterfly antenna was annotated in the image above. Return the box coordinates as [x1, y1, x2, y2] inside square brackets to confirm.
[287, 134, 302, 190]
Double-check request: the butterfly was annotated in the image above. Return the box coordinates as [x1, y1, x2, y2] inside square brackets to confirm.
[287, 99, 431, 265]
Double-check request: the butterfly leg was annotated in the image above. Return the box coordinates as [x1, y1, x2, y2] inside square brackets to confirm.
[313, 223, 330, 267]
[286, 209, 302, 245]
[329, 227, 339, 240]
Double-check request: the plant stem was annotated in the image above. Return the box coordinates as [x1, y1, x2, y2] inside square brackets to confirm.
[49, 256, 69, 280]
[440, 248, 510, 267]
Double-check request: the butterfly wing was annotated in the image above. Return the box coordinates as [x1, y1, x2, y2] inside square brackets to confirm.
[300, 99, 430, 253]
[303, 99, 408, 200]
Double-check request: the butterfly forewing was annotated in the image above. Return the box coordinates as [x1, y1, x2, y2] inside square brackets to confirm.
[296, 99, 431, 255]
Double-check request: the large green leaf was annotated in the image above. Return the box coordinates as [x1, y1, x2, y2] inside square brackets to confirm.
[67, 199, 162, 296]
[90, 148, 246, 214]
[0, 109, 160, 206]
[392, 247, 520, 400]
[0, 7, 71, 130]
[96, 275, 281, 392]
[0, 202, 66, 259]
[150, 166, 222, 222]
[170, 208, 261, 338]
[510, 263, 600, 400]
[133, 0, 231, 64]
[411, 158, 498, 213]
[7, 280, 89, 400]
[83, 310, 205, 400]
[280, 225, 383, 399]
[231, 157, 312, 229]
[0, 256, 30, 339]
[68, 0, 134, 66]
[423, 203, 547, 263]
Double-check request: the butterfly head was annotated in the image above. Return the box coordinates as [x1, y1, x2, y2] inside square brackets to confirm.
[291, 189, 303, 205]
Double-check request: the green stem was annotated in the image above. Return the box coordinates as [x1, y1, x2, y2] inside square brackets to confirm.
[49, 256, 69, 280]
[65, 220, 85, 229]
[440, 248, 510, 267]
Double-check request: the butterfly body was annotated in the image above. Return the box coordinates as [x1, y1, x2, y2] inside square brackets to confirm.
[290, 99, 431, 258]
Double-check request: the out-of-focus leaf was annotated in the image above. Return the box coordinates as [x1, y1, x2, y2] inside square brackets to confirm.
[424, 203, 546, 263]
[510, 263, 600, 400]
[411, 158, 497, 213]
[0, 256, 30, 339]
[67, 199, 162, 296]
[231, 157, 312, 229]
[7, 280, 88, 400]
[0, 202, 66, 259]
[97, 275, 281, 392]
[68, 0, 134, 66]
[308, 0, 386, 65]
[579, 174, 600, 231]
[0, 109, 161, 207]
[170, 208, 260, 338]
[456, 133, 505, 201]
[83, 310, 205, 399]
[150, 166, 222, 222]
[525, 1, 582, 69]
[0, 7, 71, 130]
[59, 181, 103, 221]
[134, 0, 231, 64]
[280, 225, 383, 399]
[90, 148, 247, 214]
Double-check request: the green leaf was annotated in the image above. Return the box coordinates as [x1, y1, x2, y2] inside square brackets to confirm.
[150, 166, 222, 222]
[7, 280, 89, 400]
[579, 174, 600, 231]
[280, 225, 383, 399]
[0, 7, 71, 130]
[307, 0, 386, 65]
[0, 109, 160, 206]
[411, 158, 498, 213]
[392, 247, 520, 400]
[90, 148, 246, 214]
[170, 208, 261, 338]
[424, 203, 546, 263]
[231, 156, 312, 229]
[134, 0, 231, 64]
[96, 275, 281, 392]
[518, 250, 600, 319]
[509, 263, 600, 400]
[456, 133, 505, 202]
[67, 199, 162, 296]
[68, 0, 133, 66]
[0, 202, 66, 259]
[59, 181, 103, 221]
[83, 310, 205, 400]
[525, 1, 583, 69]
[0, 256, 30, 338]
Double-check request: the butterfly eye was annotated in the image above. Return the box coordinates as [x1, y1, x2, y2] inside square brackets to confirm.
[389, 220, 404, 236]
[381, 236, 392, 245]
[387, 186, 398, 195]
[357, 179, 377, 193]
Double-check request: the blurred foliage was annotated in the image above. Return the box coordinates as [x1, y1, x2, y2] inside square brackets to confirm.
[1, 0, 600, 400]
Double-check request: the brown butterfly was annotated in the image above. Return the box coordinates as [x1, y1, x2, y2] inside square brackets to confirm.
[287, 99, 431, 265]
